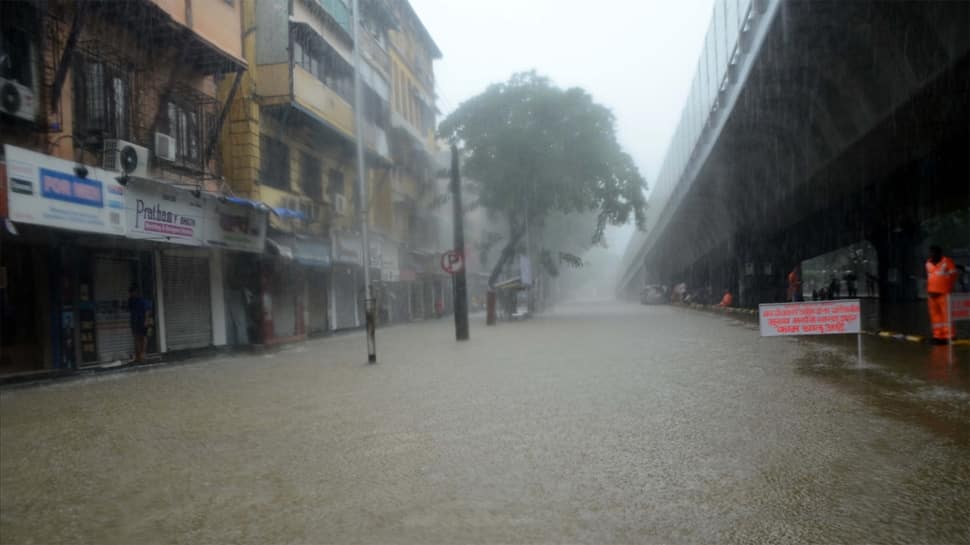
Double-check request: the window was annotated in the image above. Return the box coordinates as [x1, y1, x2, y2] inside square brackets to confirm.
[260, 136, 290, 190]
[301, 152, 323, 201]
[161, 102, 203, 167]
[293, 30, 354, 103]
[73, 55, 130, 141]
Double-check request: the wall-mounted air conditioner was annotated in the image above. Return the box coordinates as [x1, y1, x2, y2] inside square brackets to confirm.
[0, 78, 36, 123]
[154, 132, 178, 162]
[103, 139, 149, 178]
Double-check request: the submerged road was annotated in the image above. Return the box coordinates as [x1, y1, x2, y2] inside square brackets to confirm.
[1, 301, 968, 544]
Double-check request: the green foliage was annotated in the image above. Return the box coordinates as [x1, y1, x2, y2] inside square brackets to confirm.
[439, 71, 647, 245]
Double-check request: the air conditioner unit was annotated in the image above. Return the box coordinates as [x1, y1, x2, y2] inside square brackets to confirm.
[154, 132, 178, 162]
[103, 139, 149, 178]
[0, 78, 37, 123]
[334, 194, 347, 215]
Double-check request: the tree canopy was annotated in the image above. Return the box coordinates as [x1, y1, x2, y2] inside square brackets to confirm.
[438, 71, 647, 285]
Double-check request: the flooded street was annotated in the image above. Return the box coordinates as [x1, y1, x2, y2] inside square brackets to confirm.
[2, 301, 968, 544]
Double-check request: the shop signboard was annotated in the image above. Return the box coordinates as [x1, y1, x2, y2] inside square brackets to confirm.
[333, 231, 362, 266]
[126, 179, 204, 246]
[293, 238, 331, 268]
[382, 241, 400, 281]
[203, 196, 267, 253]
[3, 145, 126, 235]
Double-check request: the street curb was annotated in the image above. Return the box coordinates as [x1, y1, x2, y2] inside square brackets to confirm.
[674, 302, 966, 346]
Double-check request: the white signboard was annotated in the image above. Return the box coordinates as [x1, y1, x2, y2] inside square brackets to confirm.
[126, 179, 204, 246]
[333, 232, 363, 266]
[203, 196, 267, 253]
[950, 293, 970, 323]
[759, 300, 861, 337]
[4, 145, 126, 235]
[381, 240, 400, 281]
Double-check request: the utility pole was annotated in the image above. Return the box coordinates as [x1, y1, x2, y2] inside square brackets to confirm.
[450, 144, 469, 341]
[351, 0, 376, 363]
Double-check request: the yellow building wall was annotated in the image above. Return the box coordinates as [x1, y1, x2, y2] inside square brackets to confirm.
[292, 66, 355, 138]
[151, 0, 244, 64]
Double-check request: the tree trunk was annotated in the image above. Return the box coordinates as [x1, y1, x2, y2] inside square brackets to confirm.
[488, 228, 526, 288]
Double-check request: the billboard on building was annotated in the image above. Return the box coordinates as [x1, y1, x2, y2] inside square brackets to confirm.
[125, 178, 204, 246]
[3, 145, 126, 236]
[203, 196, 267, 253]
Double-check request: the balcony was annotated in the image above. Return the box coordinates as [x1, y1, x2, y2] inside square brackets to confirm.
[360, 29, 390, 75]
[302, 0, 352, 39]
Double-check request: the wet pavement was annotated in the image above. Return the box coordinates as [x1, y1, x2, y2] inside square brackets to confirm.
[1, 301, 968, 544]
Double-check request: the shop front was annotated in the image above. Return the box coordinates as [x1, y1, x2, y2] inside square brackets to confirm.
[331, 231, 364, 330]
[293, 237, 331, 337]
[2, 145, 136, 372]
[204, 195, 267, 346]
[125, 178, 217, 352]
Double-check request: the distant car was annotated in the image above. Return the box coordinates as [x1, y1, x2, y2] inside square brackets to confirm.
[640, 285, 666, 305]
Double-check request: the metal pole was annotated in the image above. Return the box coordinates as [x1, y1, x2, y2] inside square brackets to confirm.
[351, 0, 376, 363]
[948, 294, 954, 365]
[451, 144, 469, 341]
[857, 332, 862, 368]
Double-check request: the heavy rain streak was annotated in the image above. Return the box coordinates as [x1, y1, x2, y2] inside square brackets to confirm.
[0, 1, 968, 544]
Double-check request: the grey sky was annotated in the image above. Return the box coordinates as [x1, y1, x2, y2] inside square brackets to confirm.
[410, 0, 716, 251]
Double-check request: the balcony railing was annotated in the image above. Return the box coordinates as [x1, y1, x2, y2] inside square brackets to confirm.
[361, 30, 390, 75]
[310, 0, 352, 36]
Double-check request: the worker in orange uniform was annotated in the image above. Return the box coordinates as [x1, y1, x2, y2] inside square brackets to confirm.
[926, 245, 958, 344]
[787, 266, 803, 302]
[719, 290, 733, 307]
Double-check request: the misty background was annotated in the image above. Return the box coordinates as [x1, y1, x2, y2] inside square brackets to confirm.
[411, 0, 716, 293]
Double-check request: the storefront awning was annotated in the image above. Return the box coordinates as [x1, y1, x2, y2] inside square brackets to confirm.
[273, 207, 307, 220]
[266, 238, 294, 260]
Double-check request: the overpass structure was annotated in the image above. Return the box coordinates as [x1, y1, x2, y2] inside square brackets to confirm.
[618, 0, 969, 326]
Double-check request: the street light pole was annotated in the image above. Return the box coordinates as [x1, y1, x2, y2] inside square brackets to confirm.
[352, 0, 376, 363]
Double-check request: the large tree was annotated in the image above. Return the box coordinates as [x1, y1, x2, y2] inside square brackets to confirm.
[439, 72, 647, 287]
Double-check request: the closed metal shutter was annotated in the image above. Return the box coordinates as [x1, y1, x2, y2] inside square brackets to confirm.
[307, 271, 328, 334]
[162, 254, 212, 351]
[94, 257, 134, 363]
[334, 266, 357, 329]
[272, 275, 298, 338]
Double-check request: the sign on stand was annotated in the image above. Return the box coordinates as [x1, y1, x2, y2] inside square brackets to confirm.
[948, 293, 970, 363]
[760, 300, 863, 365]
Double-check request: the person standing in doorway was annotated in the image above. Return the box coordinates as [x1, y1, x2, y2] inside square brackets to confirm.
[925, 245, 957, 345]
[128, 284, 148, 363]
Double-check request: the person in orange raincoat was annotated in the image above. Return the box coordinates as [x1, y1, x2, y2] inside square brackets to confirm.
[719, 290, 733, 307]
[926, 245, 958, 344]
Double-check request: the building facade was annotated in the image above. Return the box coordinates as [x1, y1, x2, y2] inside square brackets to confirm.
[0, 0, 264, 375]
[1, 0, 443, 377]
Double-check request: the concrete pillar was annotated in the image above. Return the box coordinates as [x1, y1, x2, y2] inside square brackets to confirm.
[153, 250, 167, 354]
[209, 250, 227, 347]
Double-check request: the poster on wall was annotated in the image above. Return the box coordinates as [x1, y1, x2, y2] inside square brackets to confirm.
[125, 178, 204, 246]
[203, 196, 267, 253]
[3, 145, 126, 235]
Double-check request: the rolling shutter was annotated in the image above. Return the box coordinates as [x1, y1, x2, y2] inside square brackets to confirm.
[93, 257, 134, 363]
[162, 254, 212, 351]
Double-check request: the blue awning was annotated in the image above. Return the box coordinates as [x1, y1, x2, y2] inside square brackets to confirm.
[273, 207, 307, 220]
